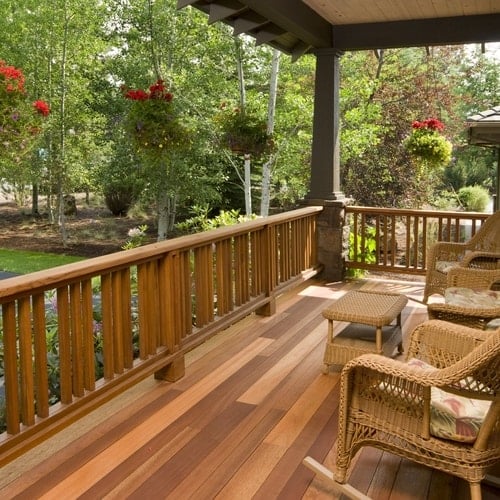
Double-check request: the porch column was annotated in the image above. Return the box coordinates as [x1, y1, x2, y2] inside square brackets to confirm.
[303, 49, 349, 283]
[306, 49, 344, 201]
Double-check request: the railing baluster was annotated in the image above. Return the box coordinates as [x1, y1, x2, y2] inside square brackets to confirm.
[57, 287, 72, 403]
[101, 274, 115, 377]
[111, 271, 125, 374]
[18, 297, 35, 425]
[81, 279, 96, 390]
[3, 302, 20, 434]
[70, 283, 84, 397]
[33, 293, 49, 417]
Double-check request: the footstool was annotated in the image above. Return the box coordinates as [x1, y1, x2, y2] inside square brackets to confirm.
[322, 290, 408, 372]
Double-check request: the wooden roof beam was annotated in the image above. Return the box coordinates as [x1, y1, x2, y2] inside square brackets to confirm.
[240, 0, 331, 48]
[332, 14, 500, 51]
[254, 26, 287, 46]
[208, 2, 247, 24]
[233, 12, 268, 35]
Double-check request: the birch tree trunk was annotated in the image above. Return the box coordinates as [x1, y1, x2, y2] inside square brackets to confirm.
[260, 49, 280, 216]
[157, 188, 169, 241]
[57, 2, 71, 247]
[234, 36, 253, 215]
[244, 153, 252, 215]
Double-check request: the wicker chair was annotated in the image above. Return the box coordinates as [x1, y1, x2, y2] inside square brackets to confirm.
[423, 211, 500, 303]
[427, 268, 500, 329]
[304, 320, 500, 500]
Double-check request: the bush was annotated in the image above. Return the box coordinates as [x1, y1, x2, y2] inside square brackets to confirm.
[457, 185, 490, 212]
[97, 140, 145, 216]
[104, 183, 138, 216]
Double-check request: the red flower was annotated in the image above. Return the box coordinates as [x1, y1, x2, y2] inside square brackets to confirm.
[149, 79, 165, 98]
[411, 118, 445, 131]
[423, 117, 445, 131]
[33, 99, 50, 116]
[123, 80, 174, 102]
[0, 60, 26, 93]
[124, 89, 149, 101]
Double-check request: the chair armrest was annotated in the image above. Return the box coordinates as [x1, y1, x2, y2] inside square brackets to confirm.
[447, 267, 500, 289]
[461, 251, 500, 269]
[427, 303, 500, 330]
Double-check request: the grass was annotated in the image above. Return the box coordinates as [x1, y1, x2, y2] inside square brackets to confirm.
[0, 248, 84, 275]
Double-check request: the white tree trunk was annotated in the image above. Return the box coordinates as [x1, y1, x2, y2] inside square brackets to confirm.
[235, 36, 246, 110]
[244, 154, 252, 215]
[260, 48, 280, 217]
[157, 189, 169, 241]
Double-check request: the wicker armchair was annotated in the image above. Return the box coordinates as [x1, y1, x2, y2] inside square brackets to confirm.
[423, 211, 500, 303]
[428, 268, 500, 329]
[304, 320, 500, 500]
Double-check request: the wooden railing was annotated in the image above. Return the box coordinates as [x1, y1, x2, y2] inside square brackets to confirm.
[345, 206, 491, 275]
[0, 206, 322, 465]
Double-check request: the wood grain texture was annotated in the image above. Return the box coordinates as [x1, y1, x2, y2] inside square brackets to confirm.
[1, 278, 498, 499]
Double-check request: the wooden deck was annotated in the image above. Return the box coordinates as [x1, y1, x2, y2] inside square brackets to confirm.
[0, 277, 498, 499]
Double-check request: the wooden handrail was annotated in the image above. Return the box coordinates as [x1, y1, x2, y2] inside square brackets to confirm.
[0, 206, 323, 465]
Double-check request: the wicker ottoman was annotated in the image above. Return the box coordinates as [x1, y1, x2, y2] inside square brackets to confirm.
[322, 290, 408, 372]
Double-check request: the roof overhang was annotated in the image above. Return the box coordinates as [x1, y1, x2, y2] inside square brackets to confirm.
[178, 0, 500, 57]
[467, 107, 500, 147]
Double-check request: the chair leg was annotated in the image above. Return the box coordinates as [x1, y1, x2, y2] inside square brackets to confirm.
[303, 456, 371, 500]
[469, 481, 482, 500]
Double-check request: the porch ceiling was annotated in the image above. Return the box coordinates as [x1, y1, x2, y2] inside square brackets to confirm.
[178, 0, 500, 57]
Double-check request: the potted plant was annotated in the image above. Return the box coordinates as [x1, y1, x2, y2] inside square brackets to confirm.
[122, 79, 190, 240]
[216, 105, 272, 156]
[122, 79, 188, 155]
[403, 117, 452, 169]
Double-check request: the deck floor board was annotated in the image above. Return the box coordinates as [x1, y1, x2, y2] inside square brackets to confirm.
[1, 277, 498, 499]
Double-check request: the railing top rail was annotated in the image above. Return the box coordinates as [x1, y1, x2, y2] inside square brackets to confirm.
[0, 206, 323, 300]
[345, 206, 492, 219]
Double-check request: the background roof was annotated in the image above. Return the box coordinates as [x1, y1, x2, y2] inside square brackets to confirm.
[179, 0, 500, 58]
[467, 106, 500, 147]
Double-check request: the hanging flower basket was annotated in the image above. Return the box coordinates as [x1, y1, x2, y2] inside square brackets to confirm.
[122, 79, 188, 156]
[217, 106, 272, 156]
[403, 118, 452, 168]
[0, 60, 50, 162]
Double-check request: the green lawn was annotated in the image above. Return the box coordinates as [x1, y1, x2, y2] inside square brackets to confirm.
[0, 248, 84, 275]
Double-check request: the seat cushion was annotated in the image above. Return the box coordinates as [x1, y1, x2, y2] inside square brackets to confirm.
[445, 287, 500, 308]
[407, 358, 491, 443]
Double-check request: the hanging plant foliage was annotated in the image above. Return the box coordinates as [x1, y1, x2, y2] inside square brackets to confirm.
[122, 79, 189, 158]
[216, 105, 272, 156]
[403, 118, 452, 169]
[0, 60, 50, 163]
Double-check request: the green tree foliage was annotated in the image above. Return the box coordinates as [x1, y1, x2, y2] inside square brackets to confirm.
[340, 47, 472, 208]
[1, 0, 498, 236]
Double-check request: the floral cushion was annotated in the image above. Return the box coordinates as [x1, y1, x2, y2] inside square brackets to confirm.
[486, 318, 500, 330]
[435, 261, 457, 273]
[407, 358, 491, 443]
[444, 287, 500, 309]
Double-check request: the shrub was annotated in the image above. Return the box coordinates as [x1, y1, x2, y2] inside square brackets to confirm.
[457, 185, 490, 212]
